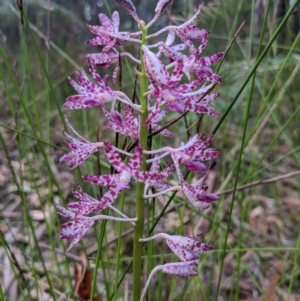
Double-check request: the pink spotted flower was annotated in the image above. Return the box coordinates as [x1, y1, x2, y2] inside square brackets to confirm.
[140, 231, 213, 262]
[142, 46, 220, 125]
[84, 141, 168, 188]
[63, 65, 116, 110]
[102, 105, 173, 140]
[180, 168, 219, 211]
[145, 134, 220, 173]
[66, 181, 128, 217]
[87, 11, 141, 53]
[86, 50, 141, 85]
[159, 34, 223, 82]
[60, 117, 103, 169]
[143, 170, 219, 211]
[55, 203, 136, 252]
[149, 4, 207, 53]
[171, 134, 220, 172]
[63, 62, 138, 111]
[182, 179, 219, 210]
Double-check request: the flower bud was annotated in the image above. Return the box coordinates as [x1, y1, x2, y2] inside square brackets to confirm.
[115, 0, 140, 22]
[155, 0, 173, 15]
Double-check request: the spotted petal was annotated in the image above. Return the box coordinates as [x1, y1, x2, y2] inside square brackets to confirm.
[103, 141, 128, 172]
[60, 130, 103, 169]
[166, 233, 213, 262]
[83, 174, 119, 187]
[94, 181, 128, 212]
[182, 182, 218, 210]
[67, 182, 100, 216]
[128, 144, 143, 171]
[143, 45, 170, 87]
[86, 52, 119, 68]
[133, 170, 166, 185]
[60, 218, 95, 252]
[63, 68, 116, 110]
[63, 95, 103, 109]
[161, 260, 198, 277]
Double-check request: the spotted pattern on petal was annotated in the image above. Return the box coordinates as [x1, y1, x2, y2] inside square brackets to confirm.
[115, 0, 139, 22]
[143, 46, 169, 87]
[182, 183, 210, 210]
[133, 170, 165, 185]
[98, 12, 113, 27]
[103, 141, 127, 172]
[94, 182, 126, 212]
[128, 144, 143, 171]
[102, 106, 139, 140]
[67, 183, 100, 216]
[198, 52, 223, 67]
[83, 174, 118, 187]
[167, 238, 199, 261]
[60, 131, 101, 169]
[161, 261, 198, 277]
[168, 60, 184, 86]
[183, 182, 218, 207]
[60, 219, 95, 252]
[194, 67, 222, 83]
[183, 101, 219, 116]
[174, 77, 204, 94]
[166, 234, 213, 262]
[63, 67, 116, 110]
[63, 95, 101, 110]
[86, 53, 119, 68]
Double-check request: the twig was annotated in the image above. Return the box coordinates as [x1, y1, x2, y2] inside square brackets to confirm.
[217, 170, 300, 195]
[216, 21, 246, 73]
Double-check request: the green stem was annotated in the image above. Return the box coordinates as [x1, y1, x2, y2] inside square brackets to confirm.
[133, 21, 148, 301]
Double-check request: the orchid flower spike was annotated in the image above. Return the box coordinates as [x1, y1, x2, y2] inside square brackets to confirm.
[58, 2, 223, 299]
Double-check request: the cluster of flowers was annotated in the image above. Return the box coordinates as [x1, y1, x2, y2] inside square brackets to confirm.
[57, 0, 222, 299]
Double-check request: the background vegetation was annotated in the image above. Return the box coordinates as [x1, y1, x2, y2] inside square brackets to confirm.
[0, 0, 299, 300]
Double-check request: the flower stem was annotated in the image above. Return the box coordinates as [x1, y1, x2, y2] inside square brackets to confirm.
[133, 20, 148, 301]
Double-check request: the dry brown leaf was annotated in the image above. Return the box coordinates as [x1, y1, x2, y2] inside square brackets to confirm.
[261, 272, 280, 301]
[260, 261, 283, 301]
[74, 254, 101, 301]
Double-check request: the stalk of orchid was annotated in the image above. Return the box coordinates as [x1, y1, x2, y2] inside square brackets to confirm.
[57, 0, 223, 300]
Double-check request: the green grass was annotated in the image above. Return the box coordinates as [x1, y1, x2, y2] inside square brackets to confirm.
[0, 0, 300, 300]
